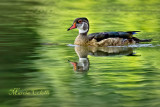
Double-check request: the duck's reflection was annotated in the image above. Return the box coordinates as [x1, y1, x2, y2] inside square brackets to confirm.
[69, 46, 135, 72]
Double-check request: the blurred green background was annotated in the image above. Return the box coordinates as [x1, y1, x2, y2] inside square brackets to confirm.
[0, 0, 160, 107]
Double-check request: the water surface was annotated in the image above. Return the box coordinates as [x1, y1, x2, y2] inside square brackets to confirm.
[0, 0, 160, 107]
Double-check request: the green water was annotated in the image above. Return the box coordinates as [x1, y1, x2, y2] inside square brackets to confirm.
[0, 0, 160, 107]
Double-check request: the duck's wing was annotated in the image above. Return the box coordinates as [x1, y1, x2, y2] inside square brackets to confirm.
[88, 31, 140, 42]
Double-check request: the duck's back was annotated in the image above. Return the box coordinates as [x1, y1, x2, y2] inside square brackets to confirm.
[88, 31, 140, 42]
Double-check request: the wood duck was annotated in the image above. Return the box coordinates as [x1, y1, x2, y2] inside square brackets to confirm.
[67, 17, 152, 46]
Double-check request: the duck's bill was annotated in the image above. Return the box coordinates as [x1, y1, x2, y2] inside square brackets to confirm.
[67, 23, 76, 31]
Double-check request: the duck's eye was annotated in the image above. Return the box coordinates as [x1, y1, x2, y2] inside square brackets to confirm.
[78, 20, 82, 23]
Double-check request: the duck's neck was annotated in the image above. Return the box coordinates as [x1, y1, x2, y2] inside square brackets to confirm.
[79, 32, 88, 36]
[74, 32, 89, 45]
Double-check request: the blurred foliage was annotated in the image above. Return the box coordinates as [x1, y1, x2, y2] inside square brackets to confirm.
[0, 0, 160, 107]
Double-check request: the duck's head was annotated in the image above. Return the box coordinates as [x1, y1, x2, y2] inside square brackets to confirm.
[67, 17, 89, 34]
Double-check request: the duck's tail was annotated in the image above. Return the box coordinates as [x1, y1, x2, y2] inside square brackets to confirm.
[132, 37, 152, 43]
[139, 39, 152, 42]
